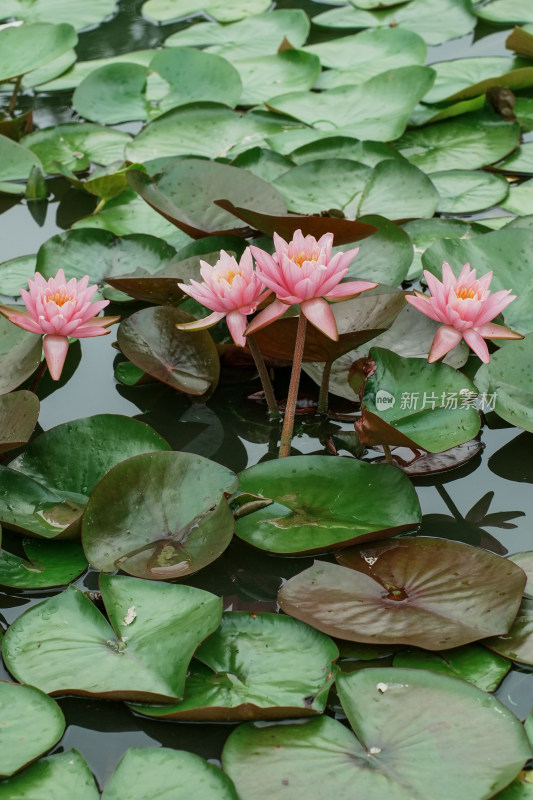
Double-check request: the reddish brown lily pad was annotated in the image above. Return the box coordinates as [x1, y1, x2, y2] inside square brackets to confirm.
[278, 536, 526, 650]
[0, 391, 39, 454]
[215, 199, 378, 243]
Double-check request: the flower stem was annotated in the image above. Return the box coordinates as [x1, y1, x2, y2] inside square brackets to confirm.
[246, 333, 280, 421]
[279, 313, 307, 458]
[317, 360, 332, 416]
[29, 358, 48, 393]
[382, 443, 394, 465]
[8, 75, 22, 117]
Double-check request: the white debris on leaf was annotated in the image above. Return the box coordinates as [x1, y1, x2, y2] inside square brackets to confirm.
[122, 605, 137, 626]
[376, 682, 388, 693]
[369, 747, 382, 755]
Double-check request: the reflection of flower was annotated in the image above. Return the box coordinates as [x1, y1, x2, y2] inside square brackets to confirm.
[247, 230, 377, 341]
[0, 270, 118, 380]
[405, 262, 522, 363]
[176, 248, 270, 346]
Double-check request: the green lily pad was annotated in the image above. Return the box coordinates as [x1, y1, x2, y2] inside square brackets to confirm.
[21, 47, 77, 89]
[234, 455, 421, 555]
[289, 137, 404, 168]
[126, 103, 303, 162]
[350, 215, 414, 284]
[0, 22, 77, 83]
[402, 218, 478, 280]
[0, 135, 43, 195]
[308, 27, 426, 89]
[0, 536, 87, 588]
[509, 552, 533, 599]
[495, 143, 533, 175]
[502, 179, 533, 214]
[0, 316, 42, 394]
[278, 536, 525, 648]
[2, 574, 222, 701]
[430, 170, 509, 214]
[355, 347, 481, 452]
[236, 50, 320, 106]
[0, 0, 115, 28]
[223, 668, 531, 800]
[82, 450, 237, 579]
[0, 750, 99, 800]
[0, 465, 85, 540]
[485, 598, 533, 665]
[474, 0, 533, 23]
[116, 306, 220, 396]
[73, 50, 242, 124]
[163, 9, 310, 59]
[0, 390, 39, 454]
[101, 748, 238, 800]
[475, 335, 533, 432]
[313, 0, 477, 46]
[0, 681, 65, 777]
[127, 158, 287, 238]
[129, 612, 338, 720]
[396, 112, 521, 173]
[22, 123, 130, 173]
[35, 228, 178, 290]
[422, 230, 533, 334]
[71, 190, 191, 249]
[423, 57, 519, 104]
[142, 0, 270, 23]
[54, 162, 130, 205]
[230, 147, 294, 183]
[10, 413, 170, 504]
[34, 49, 155, 92]
[357, 159, 440, 219]
[273, 159, 371, 216]
[392, 644, 511, 691]
[267, 66, 435, 143]
[2, 414, 169, 539]
[497, 770, 533, 799]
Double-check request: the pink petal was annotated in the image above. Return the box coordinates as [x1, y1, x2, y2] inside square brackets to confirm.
[463, 328, 490, 363]
[475, 322, 523, 340]
[405, 293, 443, 323]
[0, 308, 44, 334]
[250, 245, 279, 275]
[73, 326, 112, 338]
[245, 299, 290, 335]
[472, 290, 515, 327]
[428, 324, 464, 362]
[326, 247, 359, 276]
[325, 280, 377, 300]
[226, 310, 247, 347]
[175, 311, 226, 332]
[43, 334, 69, 380]
[301, 297, 338, 341]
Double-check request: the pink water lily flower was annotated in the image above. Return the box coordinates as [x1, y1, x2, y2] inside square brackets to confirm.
[0, 269, 119, 380]
[247, 229, 377, 341]
[176, 248, 270, 346]
[405, 261, 522, 363]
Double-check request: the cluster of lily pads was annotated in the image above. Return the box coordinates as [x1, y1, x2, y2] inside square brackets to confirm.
[2, 0, 533, 797]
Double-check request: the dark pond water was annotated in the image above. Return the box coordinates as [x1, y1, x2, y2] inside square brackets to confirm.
[1, 0, 533, 791]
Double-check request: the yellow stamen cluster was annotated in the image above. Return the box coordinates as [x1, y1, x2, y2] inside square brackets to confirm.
[455, 286, 480, 301]
[216, 269, 240, 285]
[44, 290, 74, 307]
[291, 251, 318, 268]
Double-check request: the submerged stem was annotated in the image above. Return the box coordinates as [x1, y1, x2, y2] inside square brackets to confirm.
[246, 333, 280, 421]
[8, 75, 22, 117]
[382, 443, 394, 465]
[317, 360, 332, 416]
[279, 313, 307, 458]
